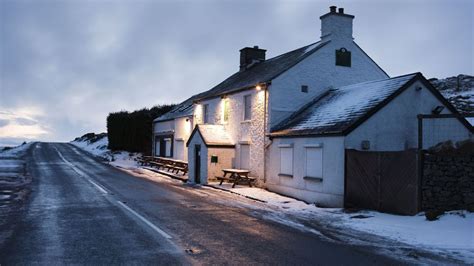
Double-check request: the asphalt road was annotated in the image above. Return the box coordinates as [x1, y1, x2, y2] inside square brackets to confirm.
[0, 142, 401, 265]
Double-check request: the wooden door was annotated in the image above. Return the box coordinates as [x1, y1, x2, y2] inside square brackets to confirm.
[194, 145, 201, 184]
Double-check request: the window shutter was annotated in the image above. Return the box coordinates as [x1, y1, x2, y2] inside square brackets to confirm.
[280, 147, 293, 175]
[305, 148, 323, 178]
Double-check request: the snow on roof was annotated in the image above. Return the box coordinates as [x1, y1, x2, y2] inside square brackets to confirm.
[156, 41, 329, 122]
[194, 40, 329, 101]
[154, 96, 195, 122]
[466, 117, 474, 127]
[196, 124, 234, 146]
[271, 73, 419, 136]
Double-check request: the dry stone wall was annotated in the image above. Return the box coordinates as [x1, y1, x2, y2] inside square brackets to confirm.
[422, 154, 474, 211]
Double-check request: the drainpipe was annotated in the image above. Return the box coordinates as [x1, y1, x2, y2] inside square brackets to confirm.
[263, 82, 269, 183]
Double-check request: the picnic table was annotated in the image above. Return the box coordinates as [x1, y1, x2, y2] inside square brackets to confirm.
[146, 156, 188, 175]
[216, 168, 255, 188]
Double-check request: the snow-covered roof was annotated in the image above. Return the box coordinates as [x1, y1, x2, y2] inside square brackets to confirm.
[271, 73, 420, 137]
[188, 124, 234, 147]
[154, 96, 195, 122]
[193, 40, 330, 101]
[156, 41, 329, 122]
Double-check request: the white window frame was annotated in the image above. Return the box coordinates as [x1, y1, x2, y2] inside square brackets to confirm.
[243, 94, 252, 121]
[278, 144, 293, 177]
[164, 138, 172, 157]
[203, 104, 210, 124]
[223, 98, 230, 123]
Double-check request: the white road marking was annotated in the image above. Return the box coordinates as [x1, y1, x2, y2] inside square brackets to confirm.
[53, 146, 108, 194]
[53, 145, 173, 241]
[117, 201, 172, 239]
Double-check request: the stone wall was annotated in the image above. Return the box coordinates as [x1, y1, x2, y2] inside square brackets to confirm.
[422, 154, 474, 211]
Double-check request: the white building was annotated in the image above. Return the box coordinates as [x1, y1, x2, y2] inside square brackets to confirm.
[267, 73, 473, 206]
[152, 6, 473, 207]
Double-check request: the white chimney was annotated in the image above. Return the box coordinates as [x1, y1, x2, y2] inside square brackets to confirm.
[320, 6, 354, 42]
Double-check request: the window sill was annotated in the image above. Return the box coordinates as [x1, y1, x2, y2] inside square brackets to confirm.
[278, 173, 293, 178]
[241, 120, 251, 124]
[303, 176, 323, 182]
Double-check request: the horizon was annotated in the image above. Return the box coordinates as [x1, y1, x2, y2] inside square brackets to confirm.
[1, 0, 473, 146]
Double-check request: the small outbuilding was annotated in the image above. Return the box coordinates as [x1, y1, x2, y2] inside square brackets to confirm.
[267, 73, 473, 207]
[186, 125, 235, 184]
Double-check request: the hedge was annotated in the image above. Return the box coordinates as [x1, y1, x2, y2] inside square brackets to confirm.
[107, 104, 174, 155]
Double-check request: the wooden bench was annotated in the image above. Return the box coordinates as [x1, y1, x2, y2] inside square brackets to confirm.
[138, 156, 155, 166]
[149, 161, 165, 169]
[172, 162, 188, 175]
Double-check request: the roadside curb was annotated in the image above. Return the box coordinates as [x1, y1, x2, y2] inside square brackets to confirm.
[141, 166, 188, 183]
[203, 184, 267, 203]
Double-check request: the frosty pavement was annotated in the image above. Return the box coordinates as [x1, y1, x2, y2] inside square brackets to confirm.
[0, 142, 399, 264]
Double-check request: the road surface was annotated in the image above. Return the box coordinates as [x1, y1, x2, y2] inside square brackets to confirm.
[0, 142, 401, 264]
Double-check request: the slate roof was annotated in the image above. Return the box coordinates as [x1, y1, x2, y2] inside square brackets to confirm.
[155, 40, 329, 122]
[193, 40, 330, 101]
[186, 124, 234, 147]
[270, 73, 421, 137]
[153, 96, 195, 122]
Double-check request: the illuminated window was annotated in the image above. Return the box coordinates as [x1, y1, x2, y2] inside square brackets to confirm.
[244, 95, 252, 121]
[223, 99, 230, 123]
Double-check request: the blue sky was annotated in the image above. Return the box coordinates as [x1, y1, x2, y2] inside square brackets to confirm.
[0, 0, 472, 145]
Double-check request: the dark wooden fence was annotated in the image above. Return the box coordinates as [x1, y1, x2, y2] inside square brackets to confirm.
[344, 149, 419, 215]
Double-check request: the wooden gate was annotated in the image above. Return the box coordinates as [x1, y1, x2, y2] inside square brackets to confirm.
[344, 149, 419, 215]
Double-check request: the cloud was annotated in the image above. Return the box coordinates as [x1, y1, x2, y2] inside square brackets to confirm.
[0, 108, 49, 140]
[0, 119, 9, 127]
[0, 0, 472, 144]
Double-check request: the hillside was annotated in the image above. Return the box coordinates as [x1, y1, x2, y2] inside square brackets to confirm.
[429, 74, 474, 114]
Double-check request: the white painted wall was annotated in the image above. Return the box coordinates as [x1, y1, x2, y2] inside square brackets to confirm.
[266, 136, 345, 207]
[346, 80, 473, 150]
[153, 116, 193, 160]
[153, 120, 174, 133]
[269, 40, 388, 128]
[187, 131, 235, 184]
[193, 88, 266, 183]
[187, 131, 207, 184]
[266, 79, 473, 207]
[173, 116, 193, 160]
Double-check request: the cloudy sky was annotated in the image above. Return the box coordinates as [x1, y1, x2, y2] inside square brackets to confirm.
[0, 0, 472, 145]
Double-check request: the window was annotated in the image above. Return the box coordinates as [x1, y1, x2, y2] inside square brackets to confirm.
[279, 146, 293, 176]
[154, 137, 160, 156]
[203, 104, 209, 124]
[223, 99, 230, 123]
[305, 147, 323, 179]
[243, 95, 252, 121]
[301, 85, 308, 93]
[164, 138, 172, 157]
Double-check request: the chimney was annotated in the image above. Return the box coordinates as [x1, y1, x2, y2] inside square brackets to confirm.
[239, 46, 266, 71]
[320, 6, 354, 42]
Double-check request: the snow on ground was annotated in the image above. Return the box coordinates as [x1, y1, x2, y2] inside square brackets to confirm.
[342, 210, 474, 254]
[0, 142, 33, 158]
[71, 134, 141, 169]
[205, 182, 474, 262]
[73, 136, 474, 263]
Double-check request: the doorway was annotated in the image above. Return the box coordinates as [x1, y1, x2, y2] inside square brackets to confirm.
[194, 144, 201, 184]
